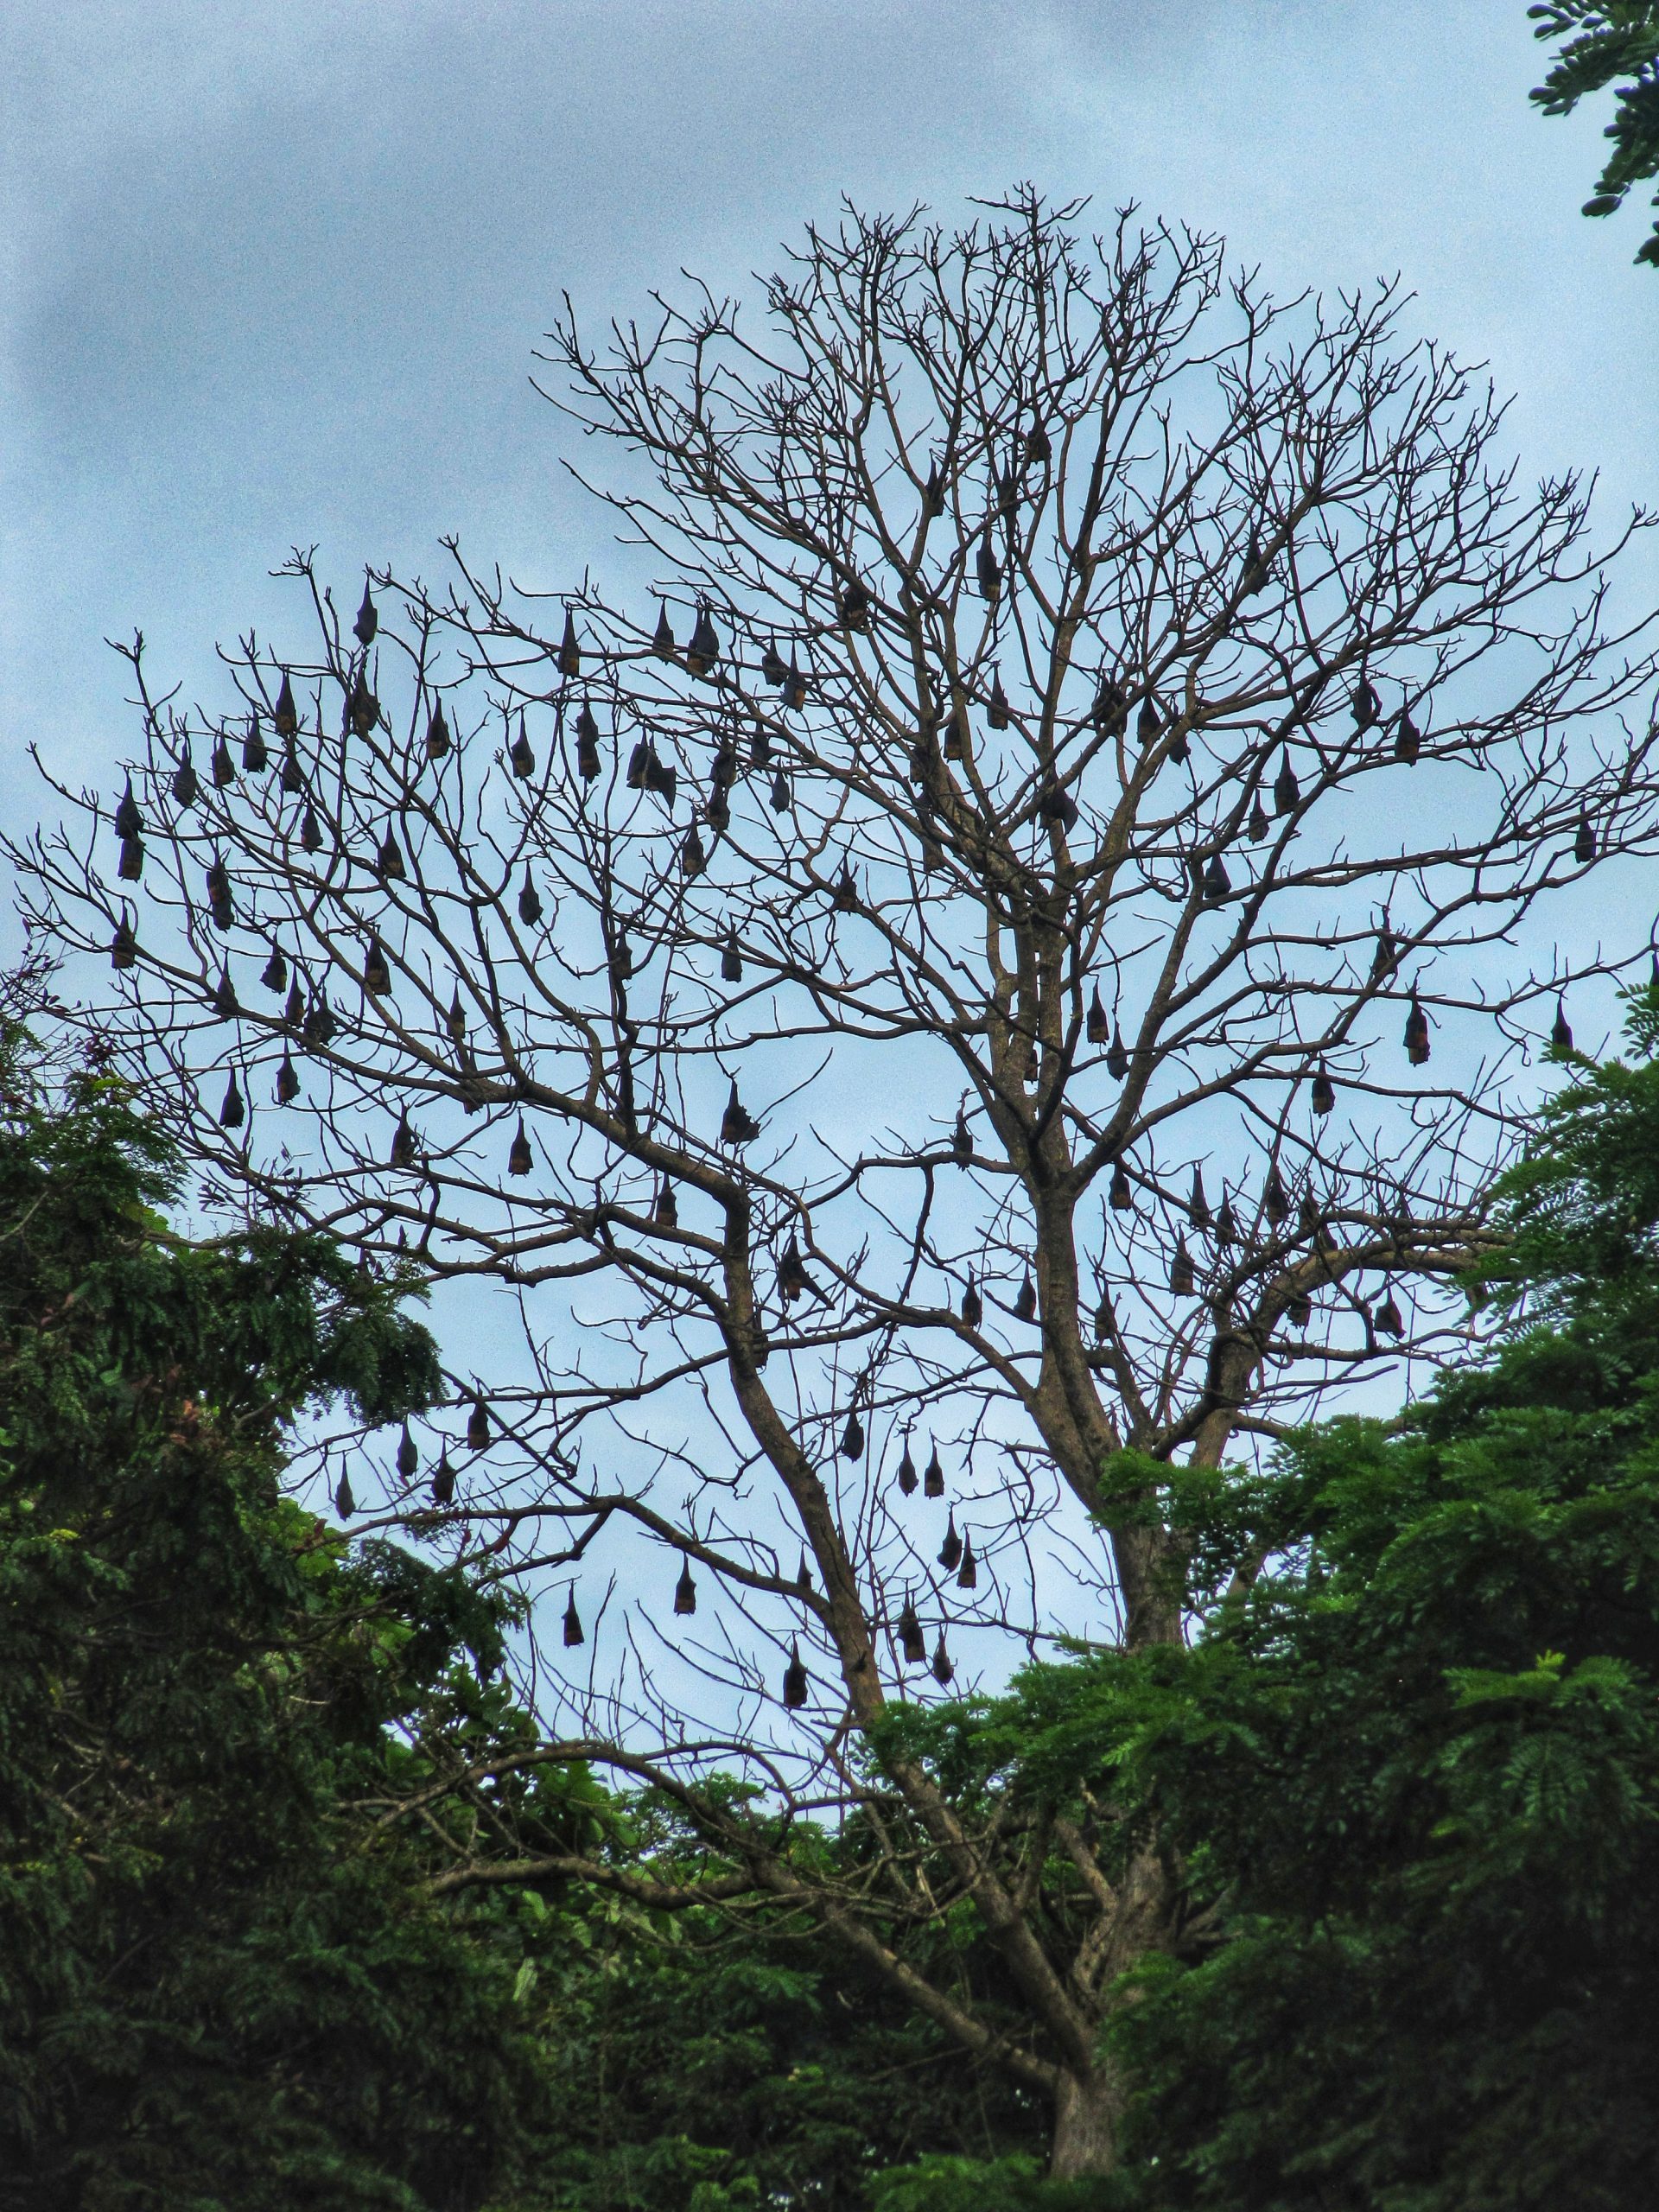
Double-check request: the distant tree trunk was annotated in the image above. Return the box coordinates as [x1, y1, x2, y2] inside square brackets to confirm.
[1050, 2066, 1124, 2179]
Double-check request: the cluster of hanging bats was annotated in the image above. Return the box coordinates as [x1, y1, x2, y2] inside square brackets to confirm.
[98, 548, 1597, 1713]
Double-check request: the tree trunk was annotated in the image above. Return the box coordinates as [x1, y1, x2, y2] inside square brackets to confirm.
[1050, 2066, 1124, 2179]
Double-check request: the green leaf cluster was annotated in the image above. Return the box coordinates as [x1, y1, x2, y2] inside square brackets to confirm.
[1530, 2, 1659, 264]
[507, 1793, 1044, 2209]
[1084, 993, 1659, 2204]
[0, 1037, 547, 2210]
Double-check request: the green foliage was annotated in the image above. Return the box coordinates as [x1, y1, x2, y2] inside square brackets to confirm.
[0, 1036, 544, 2209]
[1037, 989, 1659, 2206]
[1530, 3, 1659, 264]
[869, 2152, 1116, 2211]
[509, 1827, 1046, 2209]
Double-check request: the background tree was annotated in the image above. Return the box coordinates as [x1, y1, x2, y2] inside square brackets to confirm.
[0, 965, 1033, 2212]
[0, 1002, 559, 2212]
[1089, 986, 1659, 2206]
[1530, 3, 1659, 266]
[16, 192, 1659, 2177]
[514, 1807, 1046, 2209]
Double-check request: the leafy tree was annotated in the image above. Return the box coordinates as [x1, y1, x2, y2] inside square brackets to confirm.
[868, 2157, 1107, 2212]
[0, 1014, 551, 2211]
[1530, 3, 1659, 264]
[515, 1856, 1045, 2209]
[939, 990, 1659, 2206]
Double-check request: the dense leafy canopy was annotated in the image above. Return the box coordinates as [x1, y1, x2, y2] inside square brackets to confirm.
[520, 1865, 1042, 2209]
[0, 1032, 548, 2211]
[1087, 1002, 1659, 2204]
[1530, 2, 1659, 264]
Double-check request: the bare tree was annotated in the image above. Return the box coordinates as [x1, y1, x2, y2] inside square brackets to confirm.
[16, 191, 1659, 2177]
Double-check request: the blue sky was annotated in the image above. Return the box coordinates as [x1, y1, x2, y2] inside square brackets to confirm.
[3, 0, 1656, 847]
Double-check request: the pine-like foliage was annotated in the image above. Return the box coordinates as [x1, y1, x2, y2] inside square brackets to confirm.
[1087, 985, 1659, 2203]
[1530, 2, 1659, 264]
[0, 1026, 546, 2211]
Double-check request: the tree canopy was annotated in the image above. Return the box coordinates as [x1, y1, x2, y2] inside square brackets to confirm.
[0, 1006, 553, 2210]
[1530, 3, 1659, 264]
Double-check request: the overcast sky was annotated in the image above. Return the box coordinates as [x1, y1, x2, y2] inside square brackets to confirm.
[3, 0, 1656, 844]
